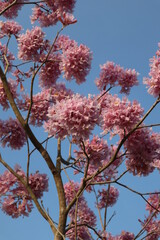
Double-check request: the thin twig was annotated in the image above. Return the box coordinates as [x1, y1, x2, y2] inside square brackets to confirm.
[0, 0, 17, 16]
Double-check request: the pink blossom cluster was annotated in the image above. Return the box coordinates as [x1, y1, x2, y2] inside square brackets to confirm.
[57, 12, 77, 26]
[31, 0, 76, 27]
[146, 193, 160, 216]
[18, 26, 49, 62]
[0, 42, 15, 71]
[0, 20, 22, 38]
[74, 135, 110, 165]
[0, 78, 18, 110]
[44, 94, 100, 141]
[0, 166, 48, 218]
[143, 44, 160, 97]
[139, 218, 160, 240]
[100, 95, 144, 136]
[95, 61, 139, 94]
[48, 83, 73, 102]
[18, 84, 73, 126]
[124, 128, 160, 176]
[56, 35, 77, 51]
[0, 0, 27, 19]
[64, 181, 96, 240]
[47, 0, 76, 13]
[59, 43, 92, 84]
[30, 4, 58, 27]
[66, 227, 93, 240]
[55, 35, 92, 84]
[18, 91, 51, 126]
[74, 136, 122, 183]
[97, 187, 119, 209]
[0, 118, 26, 149]
[100, 231, 135, 240]
[39, 53, 61, 89]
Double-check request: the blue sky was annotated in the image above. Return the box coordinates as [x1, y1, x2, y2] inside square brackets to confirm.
[1, 1, 160, 239]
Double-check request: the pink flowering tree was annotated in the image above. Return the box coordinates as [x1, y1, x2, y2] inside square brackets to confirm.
[0, 1, 160, 240]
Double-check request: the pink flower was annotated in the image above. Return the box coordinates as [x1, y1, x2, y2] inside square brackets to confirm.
[95, 61, 138, 94]
[28, 172, 48, 199]
[39, 53, 61, 88]
[74, 135, 110, 165]
[18, 26, 49, 61]
[18, 91, 51, 127]
[57, 12, 77, 26]
[64, 181, 96, 240]
[31, 0, 76, 27]
[18, 84, 73, 126]
[0, 118, 26, 149]
[0, 0, 27, 19]
[146, 193, 160, 216]
[98, 231, 134, 240]
[46, 0, 76, 14]
[0, 166, 48, 218]
[56, 35, 77, 51]
[100, 95, 144, 136]
[143, 44, 160, 97]
[74, 136, 122, 184]
[60, 43, 92, 84]
[31, 4, 58, 27]
[139, 218, 160, 240]
[124, 128, 160, 176]
[97, 187, 119, 209]
[44, 94, 100, 141]
[66, 226, 93, 240]
[0, 20, 22, 38]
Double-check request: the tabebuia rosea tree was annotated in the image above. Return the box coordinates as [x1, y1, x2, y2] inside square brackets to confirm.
[0, 1, 160, 240]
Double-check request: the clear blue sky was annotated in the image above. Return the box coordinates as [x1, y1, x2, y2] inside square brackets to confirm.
[1, 1, 160, 239]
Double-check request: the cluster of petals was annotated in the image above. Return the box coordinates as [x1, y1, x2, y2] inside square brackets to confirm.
[66, 226, 93, 240]
[0, 0, 26, 19]
[139, 218, 160, 240]
[56, 35, 77, 51]
[31, 0, 75, 27]
[47, 83, 74, 102]
[0, 166, 48, 218]
[74, 135, 110, 165]
[57, 12, 77, 26]
[0, 20, 22, 38]
[0, 42, 15, 71]
[38, 53, 61, 89]
[44, 94, 100, 141]
[97, 186, 119, 209]
[101, 231, 135, 240]
[60, 43, 92, 84]
[45, 0, 76, 13]
[95, 61, 138, 94]
[143, 44, 160, 97]
[18, 84, 73, 126]
[30, 4, 58, 27]
[100, 95, 144, 136]
[124, 128, 160, 176]
[64, 181, 96, 226]
[64, 181, 96, 239]
[74, 136, 123, 184]
[0, 78, 18, 110]
[146, 193, 160, 216]
[0, 118, 26, 149]
[18, 91, 51, 126]
[18, 26, 49, 62]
